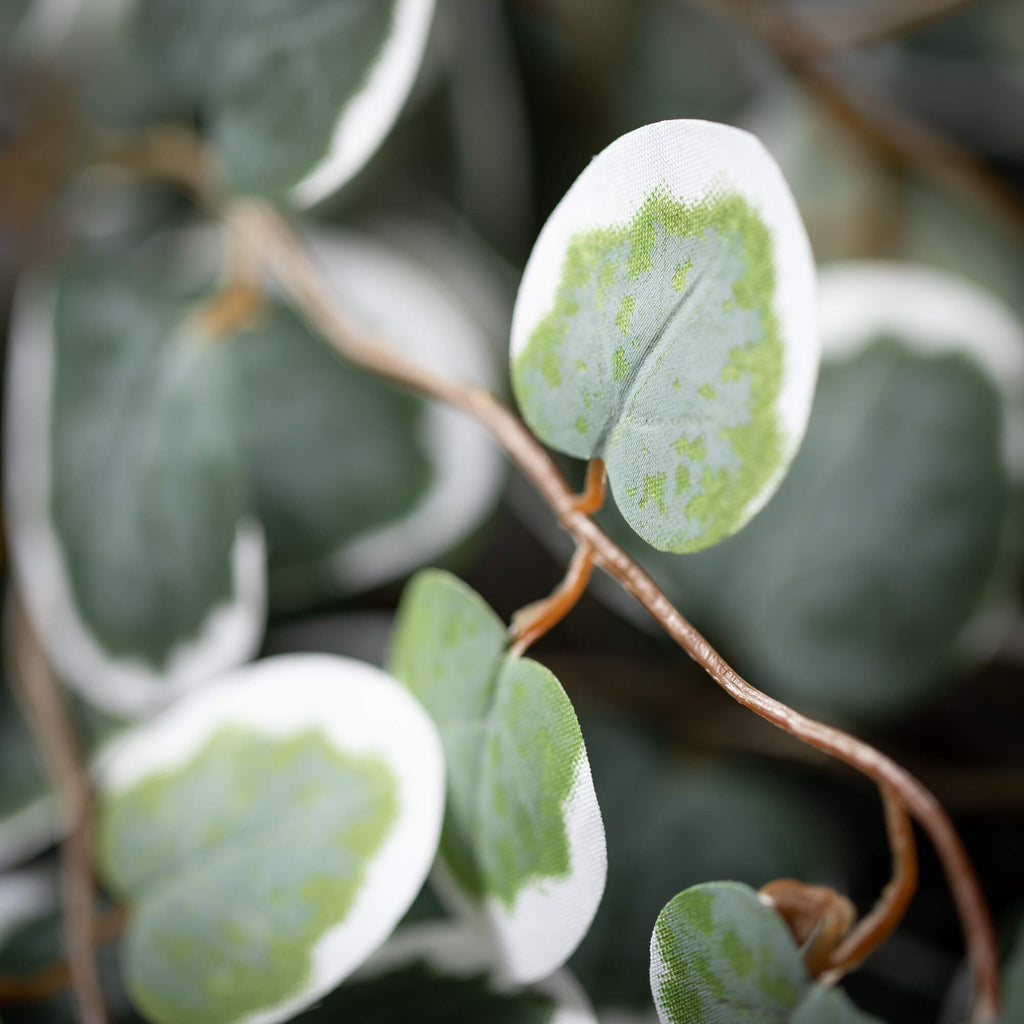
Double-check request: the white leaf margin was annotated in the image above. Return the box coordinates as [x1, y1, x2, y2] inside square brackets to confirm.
[510, 118, 818, 527]
[3, 276, 267, 719]
[96, 652, 445, 1024]
[290, 0, 436, 209]
[356, 919, 597, 1024]
[817, 260, 1024, 664]
[0, 866, 58, 950]
[291, 228, 506, 595]
[431, 729, 607, 985]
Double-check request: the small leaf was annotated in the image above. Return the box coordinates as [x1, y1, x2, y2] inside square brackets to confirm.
[135, 0, 435, 205]
[511, 119, 817, 553]
[94, 653, 444, 1024]
[294, 920, 597, 1023]
[389, 570, 607, 984]
[4, 257, 266, 717]
[236, 229, 504, 611]
[650, 882, 806, 1024]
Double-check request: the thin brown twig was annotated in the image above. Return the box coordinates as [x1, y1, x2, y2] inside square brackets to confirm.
[779, 0, 978, 56]
[6, 597, 107, 1024]
[697, 0, 1024, 245]
[510, 544, 596, 656]
[0, 905, 128, 1005]
[221, 199, 1000, 1020]
[825, 786, 919, 979]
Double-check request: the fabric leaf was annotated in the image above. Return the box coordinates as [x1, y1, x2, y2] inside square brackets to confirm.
[511, 119, 817, 553]
[94, 653, 444, 1024]
[389, 569, 607, 983]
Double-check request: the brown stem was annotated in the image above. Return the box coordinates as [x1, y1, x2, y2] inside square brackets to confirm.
[825, 786, 918, 979]
[7, 598, 108, 1024]
[510, 544, 596, 656]
[698, 0, 1024, 246]
[0, 905, 128, 1005]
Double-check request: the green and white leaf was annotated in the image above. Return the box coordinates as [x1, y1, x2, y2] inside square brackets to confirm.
[135, 0, 435, 205]
[389, 570, 606, 984]
[650, 882, 881, 1024]
[294, 920, 597, 1023]
[95, 653, 444, 1024]
[239, 228, 504, 611]
[511, 119, 817, 553]
[4, 260, 266, 718]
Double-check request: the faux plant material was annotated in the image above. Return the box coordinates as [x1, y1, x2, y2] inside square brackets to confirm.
[4, 260, 266, 718]
[650, 882, 880, 1023]
[94, 654, 444, 1024]
[511, 119, 817, 553]
[246, 230, 504, 611]
[135, 0, 435, 205]
[389, 570, 607, 984]
[295, 921, 597, 1023]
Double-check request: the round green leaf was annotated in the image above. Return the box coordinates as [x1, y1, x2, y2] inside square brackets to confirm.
[4, 259, 266, 717]
[790, 987, 883, 1024]
[239, 229, 505, 611]
[650, 881, 807, 1023]
[389, 570, 607, 984]
[511, 119, 817, 553]
[135, 0, 435, 205]
[94, 653, 444, 1024]
[295, 920, 597, 1023]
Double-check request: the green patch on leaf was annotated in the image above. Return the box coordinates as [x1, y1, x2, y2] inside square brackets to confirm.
[513, 186, 786, 553]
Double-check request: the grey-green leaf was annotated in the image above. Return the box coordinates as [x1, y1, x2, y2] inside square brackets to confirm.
[4, 258, 265, 717]
[94, 654, 444, 1024]
[389, 569, 606, 984]
[134, 0, 435, 204]
[790, 988, 883, 1024]
[650, 882, 806, 1024]
[511, 120, 818, 554]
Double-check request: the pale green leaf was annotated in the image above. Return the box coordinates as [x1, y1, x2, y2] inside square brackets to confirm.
[134, 0, 435, 204]
[95, 654, 444, 1024]
[4, 256, 265, 717]
[389, 569, 606, 983]
[511, 119, 817, 553]
[790, 987, 883, 1024]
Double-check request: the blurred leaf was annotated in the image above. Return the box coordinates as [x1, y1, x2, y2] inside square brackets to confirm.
[510, 120, 817, 553]
[597, 264, 1023, 719]
[1001, 914, 1024, 1023]
[94, 653, 444, 1024]
[389, 569, 606, 984]
[571, 717, 839, 1010]
[5, 255, 265, 717]
[134, 0, 435, 205]
[650, 882, 881, 1024]
[241, 228, 505, 613]
[293, 920, 597, 1023]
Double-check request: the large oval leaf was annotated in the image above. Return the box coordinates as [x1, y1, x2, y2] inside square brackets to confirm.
[511, 119, 817, 553]
[240, 228, 505, 611]
[4, 259, 266, 717]
[295, 920, 597, 1023]
[134, 0, 435, 205]
[94, 653, 444, 1024]
[389, 570, 607, 983]
[650, 882, 881, 1024]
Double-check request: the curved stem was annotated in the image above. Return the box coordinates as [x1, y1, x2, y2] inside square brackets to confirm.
[825, 786, 918, 977]
[7, 599, 107, 1024]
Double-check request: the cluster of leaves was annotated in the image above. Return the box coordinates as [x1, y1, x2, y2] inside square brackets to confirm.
[2, 2, 1024, 1024]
